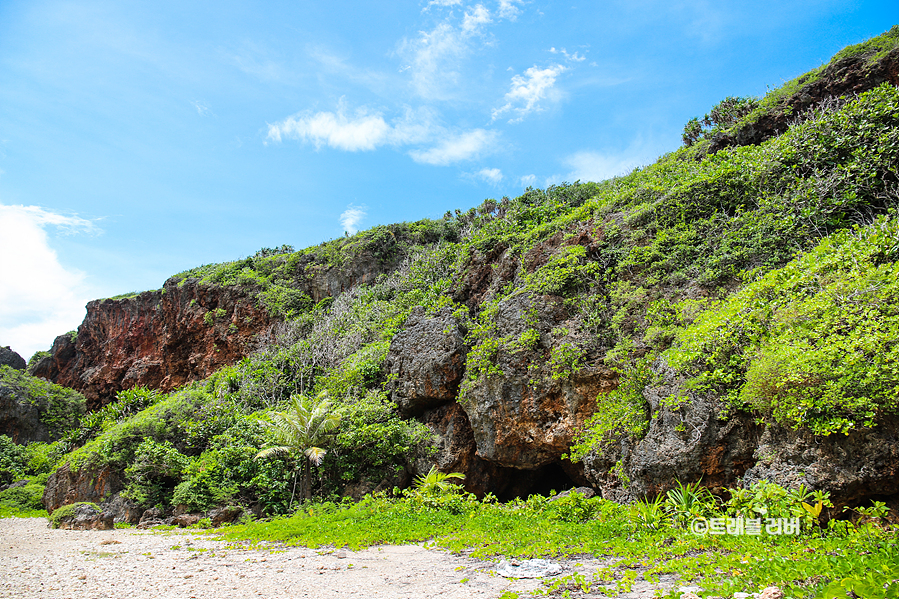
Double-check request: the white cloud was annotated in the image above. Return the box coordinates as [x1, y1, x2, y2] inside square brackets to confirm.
[425, 0, 462, 9]
[267, 102, 435, 152]
[398, 23, 468, 101]
[497, 0, 523, 20]
[520, 174, 537, 187]
[492, 64, 567, 123]
[409, 129, 498, 166]
[462, 4, 491, 34]
[339, 205, 367, 235]
[0, 204, 97, 359]
[398, 3, 493, 101]
[476, 167, 503, 184]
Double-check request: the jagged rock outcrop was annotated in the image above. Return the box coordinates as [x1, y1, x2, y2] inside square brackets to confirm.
[582, 359, 760, 503]
[708, 46, 899, 153]
[581, 360, 899, 511]
[460, 292, 615, 469]
[386, 307, 466, 416]
[32, 278, 275, 410]
[0, 373, 50, 444]
[0, 346, 26, 371]
[743, 416, 899, 512]
[42, 462, 124, 514]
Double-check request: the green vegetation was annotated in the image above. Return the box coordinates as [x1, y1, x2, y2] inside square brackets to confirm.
[683, 25, 899, 146]
[255, 392, 342, 505]
[48, 501, 100, 528]
[0, 478, 48, 518]
[214, 482, 897, 599]
[666, 217, 899, 434]
[0, 365, 86, 440]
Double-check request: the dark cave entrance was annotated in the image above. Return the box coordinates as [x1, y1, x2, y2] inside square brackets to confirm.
[493, 461, 584, 502]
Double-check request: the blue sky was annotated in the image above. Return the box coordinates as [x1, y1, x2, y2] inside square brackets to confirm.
[0, 0, 896, 358]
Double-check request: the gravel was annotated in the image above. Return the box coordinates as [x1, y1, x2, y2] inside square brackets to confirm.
[0, 517, 687, 598]
[0, 518, 551, 599]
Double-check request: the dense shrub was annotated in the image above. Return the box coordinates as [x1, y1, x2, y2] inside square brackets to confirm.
[0, 365, 85, 440]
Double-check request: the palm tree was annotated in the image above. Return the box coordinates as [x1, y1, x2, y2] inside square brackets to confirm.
[255, 392, 341, 507]
[413, 465, 465, 496]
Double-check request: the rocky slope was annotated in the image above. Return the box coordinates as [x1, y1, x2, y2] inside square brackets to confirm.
[33, 29, 899, 516]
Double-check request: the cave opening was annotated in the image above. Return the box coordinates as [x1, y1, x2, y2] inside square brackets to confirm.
[494, 461, 581, 502]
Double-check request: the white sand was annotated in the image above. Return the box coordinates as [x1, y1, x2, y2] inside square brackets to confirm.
[0, 518, 570, 599]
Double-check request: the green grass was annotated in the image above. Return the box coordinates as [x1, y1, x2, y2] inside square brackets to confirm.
[213, 492, 898, 598]
[0, 506, 48, 518]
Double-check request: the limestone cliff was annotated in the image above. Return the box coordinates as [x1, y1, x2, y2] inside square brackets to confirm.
[32, 278, 275, 410]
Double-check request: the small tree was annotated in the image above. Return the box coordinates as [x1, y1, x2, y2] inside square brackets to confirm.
[413, 466, 465, 496]
[255, 392, 341, 507]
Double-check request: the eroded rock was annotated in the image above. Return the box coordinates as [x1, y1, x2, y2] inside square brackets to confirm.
[0, 347, 26, 371]
[461, 293, 615, 469]
[743, 416, 899, 512]
[32, 279, 275, 410]
[386, 307, 466, 416]
[582, 359, 760, 502]
[54, 503, 114, 530]
[42, 463, 124, 514]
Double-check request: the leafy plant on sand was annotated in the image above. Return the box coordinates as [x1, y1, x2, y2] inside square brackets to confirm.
[412, 466, 465, 496]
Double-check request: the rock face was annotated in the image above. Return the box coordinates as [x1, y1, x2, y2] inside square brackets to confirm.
[0, 374, 50, 444]
[42, 463, 124, 514]
[582, 359, 762, 502]
[0, 347, 26, 371]
[743, 416, 899, 512]
[53, 502, 114, 530]
[460, 293, 615, 469]
[32, 278, 275, 410]
[385, 307, 466, 416]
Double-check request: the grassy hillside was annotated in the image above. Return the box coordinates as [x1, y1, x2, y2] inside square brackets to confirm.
[5, 28, 898, 522]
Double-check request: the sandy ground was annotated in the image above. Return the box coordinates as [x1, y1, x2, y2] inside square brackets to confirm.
[0, 518, 685, 599]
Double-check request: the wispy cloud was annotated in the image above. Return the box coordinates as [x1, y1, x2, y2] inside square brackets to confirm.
[562, 148, 651, 182]
[492, 64, 567, 123]
[425, 0, 462, 10]
[398, 3, 494, 101]
[191, 100, 210, 116]
[462, 4, 492, 34]
[549, 47, 586, 62]
[409, 129, 499, 166]
[497, 0, 523, 20]
[339, 204, 367, 234]
[476, 167, 503, 184]
[0, 204, 98, 358]
[520, 174, 537, 187]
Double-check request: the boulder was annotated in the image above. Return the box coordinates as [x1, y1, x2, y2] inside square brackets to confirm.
[101, 494, 144, 525]
[137, 506, 166, 529]
[53, 503, 114, 530]
[0, 347, 26, 371]
[385, 307, 466, 416]
[209, 505, 243, 526]
[548, 486, 596, 502]
[0, 379, 49, 444]
[42, 462, 124, 514]
[172, 513, 202, 527]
